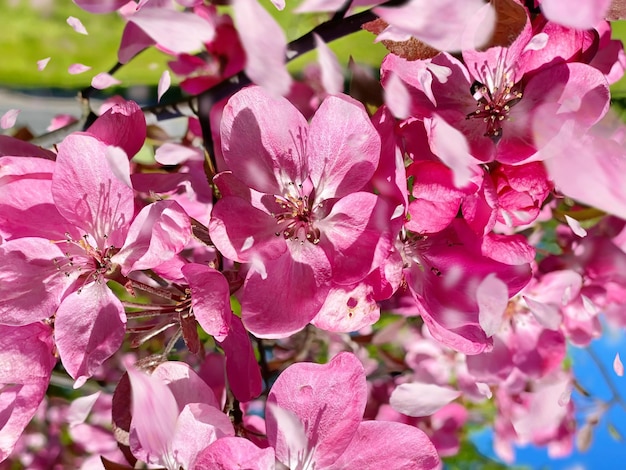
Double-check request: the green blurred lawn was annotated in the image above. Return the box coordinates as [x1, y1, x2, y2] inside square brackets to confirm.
[0, 0, 387, 90]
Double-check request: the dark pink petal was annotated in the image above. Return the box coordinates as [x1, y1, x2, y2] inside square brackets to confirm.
[127, 364, 178, 466]
[91, 72, 121, 89]
[53, 133, 135, 247]
[209, 196, 287, 263]
[192, 436, 275, 470]
[118, 21, 155, 64]
[232, 0, 292, 96]
[55, 282, 126, 388]
[326, 421, 440, 470]
[390, 382, 461, 417]
[319, 192, 393, 285]
[0, 135, 56, 160]
[241, 245, 330, 338]
[307, 94, 380, 200]
[86, 99, 146, 158]
[73, 0, 129, 14]
[220, 86, 308, 194]
[217, 315, 263, 402]
[266, 352, 367, 468]
[170, 403, 235, 468]
[112, 200, 191, 275]
[182, 264, 231, 342]
[151, 361, 220, 410]
[0, 238, 73, 325]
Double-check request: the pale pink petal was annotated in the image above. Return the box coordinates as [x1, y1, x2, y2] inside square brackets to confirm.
[91, 72, 122, 89]
[55, 282, 126, 388]
[37, 57, 50, 71]
[0, 323, 55, 460]
[477, 273, 509, 337]
[73, 0, 129, 13]
[158, 70, 171, 102]
[266, 352, 367, 468]
[565, 215, 588, 238]
[313, 33, 343, 95]
[105, 145, 132, 188]
[232, 0, 292, 96]
[311, 282, 380, 332]
[124, 8, 214, 59]
[67, 16, 88, 35]
[0, 238, 72, 325]
[218, 315, 263, 402]
[155, 142, 202, 165]
[220, 86, 308, 194]
[385, 71, 411, 120]
[127, 364, 178, 466]
[192, 436, 275, 470]
[112, 200, 191, 275]
[1, 109, 19, 129]
[68, 63, 91, 74]
[152, 361, 220, 410]
[327, 421, 440, 470]
[541, 0, 611, 29]
[374, 0, 495, 52]
[67, 392, 101, 426]
[424, 113, 475, 188]
[614, 353, 624, 377]
[523, 296, 563, 331]
[170, 403, 235, 468]
[182, 264, 231, 342]
[390, 382, 461, 417]
[265, 403, 308, 469]
[52, 133, 135, 246]
[307, 94, 381, 199]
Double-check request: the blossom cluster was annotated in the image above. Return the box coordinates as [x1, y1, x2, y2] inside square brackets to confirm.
[1, 0, 626, 468]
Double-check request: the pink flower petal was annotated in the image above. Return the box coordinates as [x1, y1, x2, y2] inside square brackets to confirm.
[112, 200, 191, 275]
[477, 273, 509, 337]
[390, 382, 461, 417]
[91, 72, 122, 89]
[73, 0, 129, 13]
[158, 70, 171, 102]
[193, 436, 275, 470]
[67, 16, 88, 35]
[232, 0, 292, 96]
[266, 352, 367, 468]
[541, 0, 611, 29]
[67, 392, 101, 426]
[68, 63, 91, 74]
[182, 264, 231, 342]
[37, 57, 50, 71]
[86, 99, 146, 158]
[217, 315, 264, 402]
[565, 214, 588, 238]
[384, 71, 411, 120]
[127, 364, 179, 465]
[328, 421, 440, 470]
[313, 33, 343, 95]
[1, 109, 19, 129]
[614, 353, 624, 377]
[55, 282, 126, 388]
[152, 361, 220, 410]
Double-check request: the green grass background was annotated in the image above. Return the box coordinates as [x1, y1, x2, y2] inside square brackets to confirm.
[0, 0, 387, 90]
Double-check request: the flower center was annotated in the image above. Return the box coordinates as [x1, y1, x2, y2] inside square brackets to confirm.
[466, 80, 523, 141]
[53, 233, 117, 287]
[273, 184, 320, 245]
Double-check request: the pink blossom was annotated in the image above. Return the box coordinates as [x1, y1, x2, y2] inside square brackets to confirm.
[266, 352, 440, 469]
[209, 86, 394, 337]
